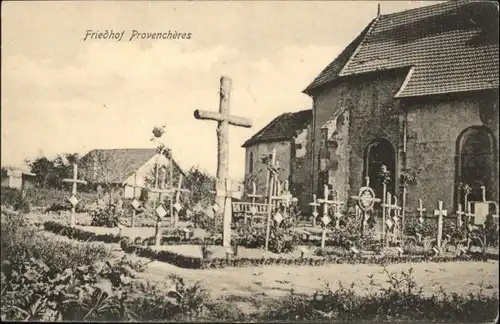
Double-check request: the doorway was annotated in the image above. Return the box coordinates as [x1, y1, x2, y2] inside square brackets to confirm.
[364, 139, 396, 208]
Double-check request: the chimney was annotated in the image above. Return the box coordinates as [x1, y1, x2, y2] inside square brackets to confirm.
[377, 3, 381, 17]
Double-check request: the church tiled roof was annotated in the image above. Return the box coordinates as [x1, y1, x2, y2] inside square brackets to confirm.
[242, 109, 312, 147]
[304, 0, 499, 98]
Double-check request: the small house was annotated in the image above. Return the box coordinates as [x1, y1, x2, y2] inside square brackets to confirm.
[78, 148, 186, 199]
[0, 166, 36, 190]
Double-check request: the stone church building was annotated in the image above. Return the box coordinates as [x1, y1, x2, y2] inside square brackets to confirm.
[242, 109, 312, 211]
[302, 0, 499, 213]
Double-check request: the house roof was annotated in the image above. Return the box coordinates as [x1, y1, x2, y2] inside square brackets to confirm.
[2, 166, 36, 177]
[242, 109, 312, 147]
[304, 0, 499, 98]
[80, 148, 185, 184]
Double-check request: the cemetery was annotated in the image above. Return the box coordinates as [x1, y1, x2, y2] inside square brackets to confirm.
[1, 75, 499, 322]
[33, 77, 499, 272]
[2, 0, 499, 320]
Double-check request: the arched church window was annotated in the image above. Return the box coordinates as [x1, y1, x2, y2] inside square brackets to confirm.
[456, 126, 497, 204]
[249, 152, 254, 175]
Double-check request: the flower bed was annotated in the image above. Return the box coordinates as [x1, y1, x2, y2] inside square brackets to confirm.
[44, 221, 123, 244]
[119, 237, 485, 270]
[44, 222, 496, 267]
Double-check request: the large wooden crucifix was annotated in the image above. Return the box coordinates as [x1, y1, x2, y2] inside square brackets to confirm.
[194, 76, 252, 247]
[62, 163, 87, 227]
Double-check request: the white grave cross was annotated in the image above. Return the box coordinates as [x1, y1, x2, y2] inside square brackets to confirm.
[171, 174, 190, 227]
[434, 200, 447, 248]
[309, 194, 320, 227]
[456, 203, 465, 228]
[247, 181, 263, 204]
[317, 185, 334, 248]
[62, 164, 87, 227]
[417, 199, 426, 224]
[331, 191, 345, 229]
[129, 172, 146, 227]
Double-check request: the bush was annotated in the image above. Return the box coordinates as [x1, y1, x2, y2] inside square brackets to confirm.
[0, 188, 22, 207]
[2, 218, 111, 272]
[90, 200, 122, 228]
[0, 188, 31, 213]
[43, 221, 123, 244]
[120, 238, 483, 270]
[260, 267, 499, 322]
[2, 214, 231, 322]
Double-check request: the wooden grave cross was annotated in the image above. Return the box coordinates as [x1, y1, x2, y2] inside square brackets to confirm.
[417, 199, 426, 225]
[264, 148, 279, 251]
[462, 184, 472, 220]
[272, 180, 294, 219]
[433, 200, 447, 248]
[62, 163, 87, 227]
[129, 172, 146, 228]
[456, 203, 466, 229]
[246, 181, 263, 222]
[149, 185, 174, 246]
[479, 186, 500, 227]
[317, 185, 334, 248]
[194, 76, 252, 247]
[465, 201, 476, 232]
[351, 177, 381, 210]
[247, 181, 263, 204]
[381, 192, 394, 242]
[390, 195, 402, 242]
[331, 190, 345, 230]
[351, 177, 381, 236]
[309, 194, 320, 227]
[171, 174, 190, 227]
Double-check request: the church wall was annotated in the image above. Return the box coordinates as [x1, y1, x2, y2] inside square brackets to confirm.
[328, 109, 351, 202]
[309, 71, 406, 205]
[291, 125, 312, 212]
[309, 85, 344, 204]
[404, 93, 499, 213]
[244, 141, 291, 199]
[346, 73, 405, 198]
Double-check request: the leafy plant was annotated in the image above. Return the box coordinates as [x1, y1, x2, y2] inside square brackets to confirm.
[469, 214, 499, 256]
[261, 266, 498, 322]
[89, 199, 123, 228]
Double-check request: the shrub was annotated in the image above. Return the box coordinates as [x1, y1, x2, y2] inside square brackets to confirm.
[2, 214, 227, 322]
[0, 188, 22, 208]
[260, 267, 499, 322]
[192, 211, 221, 234]
[43, 221, 123, 244]
[3, 218, 112, 273]
[120, 238, 482, 270]
[0, 188, 31, 213]
[90, 200, 123, 228]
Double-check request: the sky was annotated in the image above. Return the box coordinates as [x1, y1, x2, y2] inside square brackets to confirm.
[2, 0, 441, 179]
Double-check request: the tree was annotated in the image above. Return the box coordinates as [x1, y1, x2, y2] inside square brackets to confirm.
[26, 153, 81, 189]
[183, 166, 216, 208]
